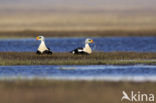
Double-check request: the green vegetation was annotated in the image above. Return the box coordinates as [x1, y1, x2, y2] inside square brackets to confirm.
[0, 52, 156, 65]
[0, 80, 155, 103]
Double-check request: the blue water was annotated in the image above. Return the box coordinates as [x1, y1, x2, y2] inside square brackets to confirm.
[0, 37, 156, 52]
[0, 65, 156, 81]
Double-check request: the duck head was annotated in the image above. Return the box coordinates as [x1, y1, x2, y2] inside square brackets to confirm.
[85, 38, 94, 44]
[36, 36, 45, 41]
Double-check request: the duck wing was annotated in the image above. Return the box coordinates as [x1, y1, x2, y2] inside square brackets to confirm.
[71, 47, 89, 55]
[43, 50, 53, 54]
[36, 50, 42, 54]
[36, 47, 53, 55]
[47, 47, 51, 50]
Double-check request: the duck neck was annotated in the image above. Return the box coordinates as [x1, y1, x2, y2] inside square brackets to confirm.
[85, 43, 89, 48]
[41, 40, 45, 45]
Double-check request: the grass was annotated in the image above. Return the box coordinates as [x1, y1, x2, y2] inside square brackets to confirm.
[0, 1, 155, 36]
[0, 30, 156, 38]
[0, 52, 156, 65]
[0, 80, 156, 103]
[0, 12, 156, 31]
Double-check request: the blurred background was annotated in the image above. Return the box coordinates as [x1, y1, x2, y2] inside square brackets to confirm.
[0, 0, 156, 31]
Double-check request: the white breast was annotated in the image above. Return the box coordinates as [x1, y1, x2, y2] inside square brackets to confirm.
[38, 41, 48, 53]
[83, 44, 92, 54]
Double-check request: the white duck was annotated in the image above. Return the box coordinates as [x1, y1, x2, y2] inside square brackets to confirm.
[36, 36, 52, 54]
[71, 38, 94, 55]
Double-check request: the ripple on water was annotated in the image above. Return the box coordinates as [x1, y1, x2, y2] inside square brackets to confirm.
[0, 65, 156, 82]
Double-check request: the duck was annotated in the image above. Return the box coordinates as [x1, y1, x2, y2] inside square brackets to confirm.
[36, 36, 53, 55]
[71, 38, 94, 55]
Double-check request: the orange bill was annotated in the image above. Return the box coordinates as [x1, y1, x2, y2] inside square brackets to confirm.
[36, 36, 40, 40]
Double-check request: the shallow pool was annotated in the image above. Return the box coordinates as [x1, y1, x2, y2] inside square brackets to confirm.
[0, 37, 156, 52]
[0, 65, 156, 82]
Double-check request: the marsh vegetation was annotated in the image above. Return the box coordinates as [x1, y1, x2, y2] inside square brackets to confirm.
[0, 52, 156, 65]
[0, 30, 156, 38]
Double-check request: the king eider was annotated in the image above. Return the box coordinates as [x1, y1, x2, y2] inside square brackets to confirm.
[71, 38, 94, 55]
[36, 36, 53, 55]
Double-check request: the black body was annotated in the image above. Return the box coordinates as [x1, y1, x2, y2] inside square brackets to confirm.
[71, 48, 89, 55]
[36, 48, 53, 55]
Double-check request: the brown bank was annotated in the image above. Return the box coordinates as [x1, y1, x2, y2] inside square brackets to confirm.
[0, 80, 156, 103]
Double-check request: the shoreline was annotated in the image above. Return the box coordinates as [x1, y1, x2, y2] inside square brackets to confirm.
[0, 30, 156, 38]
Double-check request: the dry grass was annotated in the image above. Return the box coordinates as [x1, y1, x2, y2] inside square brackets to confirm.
[0, 0, 155, 31]
[0, 80, 156, 103]
[0, 52, 156, 65]
[0, 13, 155, 31]
[0, 30, 156, 38]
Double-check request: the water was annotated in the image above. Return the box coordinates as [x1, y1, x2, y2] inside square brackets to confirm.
[0, 37, 156, 52]
[0, 65, 156, 82]
[0, 37, 156, 81]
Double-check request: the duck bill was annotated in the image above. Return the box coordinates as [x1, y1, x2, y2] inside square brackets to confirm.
[91, 40, 94, 43]
[36, 37, 39, 40]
